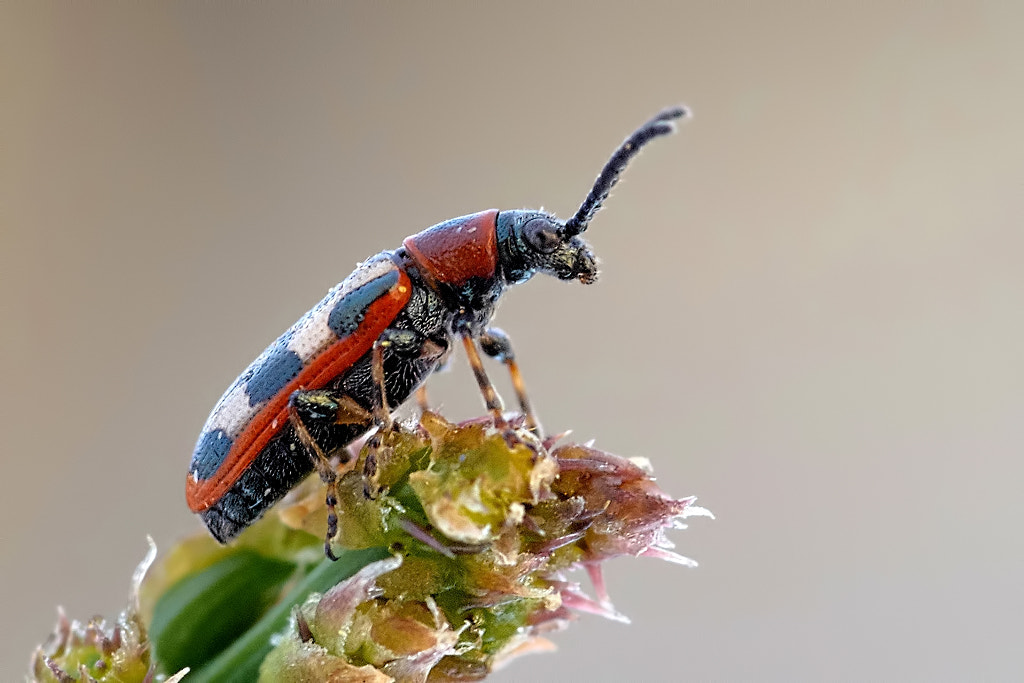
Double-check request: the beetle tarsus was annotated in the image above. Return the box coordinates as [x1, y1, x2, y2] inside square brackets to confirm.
[362, 435, 382, 499]
[324, 487, 340, 561]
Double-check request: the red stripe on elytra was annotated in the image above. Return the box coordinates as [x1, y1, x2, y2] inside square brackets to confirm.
[186, 270, 411, 511]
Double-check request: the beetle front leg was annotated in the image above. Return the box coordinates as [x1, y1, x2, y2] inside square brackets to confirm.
[459, 333, 515, 436]
[480, 327, 541, 436]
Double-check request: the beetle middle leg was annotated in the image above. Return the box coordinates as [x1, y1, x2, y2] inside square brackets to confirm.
[360, 339, 395, 500]
[413, 351, 452, 415]
[362, 327, 449, 495]
[415, 385, 431, 414]
[288, 389, 373, 560]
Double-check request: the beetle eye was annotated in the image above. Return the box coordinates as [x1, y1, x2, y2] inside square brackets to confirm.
[522, 218, 562, 254]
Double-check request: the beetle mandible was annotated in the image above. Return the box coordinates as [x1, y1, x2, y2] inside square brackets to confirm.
[187, 106, 689, 559]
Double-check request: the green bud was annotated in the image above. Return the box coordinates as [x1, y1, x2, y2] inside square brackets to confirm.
[30, 540, 189, 683]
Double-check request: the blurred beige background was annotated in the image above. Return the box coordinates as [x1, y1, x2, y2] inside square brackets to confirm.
[3, 3, 1023, 681]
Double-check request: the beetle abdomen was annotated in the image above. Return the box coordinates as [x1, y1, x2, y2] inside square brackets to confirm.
[186, 255, 412, 515]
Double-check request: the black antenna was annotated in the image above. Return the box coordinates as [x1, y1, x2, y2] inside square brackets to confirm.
[562, 105, 689, 237]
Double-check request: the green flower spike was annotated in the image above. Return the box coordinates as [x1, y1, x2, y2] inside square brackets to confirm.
[256, 412, 711, 681]
[30, 411, 710, 682]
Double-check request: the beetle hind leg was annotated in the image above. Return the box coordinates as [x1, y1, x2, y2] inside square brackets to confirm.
[288, 389, 373, 560]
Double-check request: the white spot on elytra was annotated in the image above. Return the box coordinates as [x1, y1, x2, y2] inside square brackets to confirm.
[288, 297, 337, 362]
[204, 382, 260, 439]
[289, 257, 398, 361]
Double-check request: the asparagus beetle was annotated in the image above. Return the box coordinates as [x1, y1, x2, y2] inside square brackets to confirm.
[187, 106, 688, 558]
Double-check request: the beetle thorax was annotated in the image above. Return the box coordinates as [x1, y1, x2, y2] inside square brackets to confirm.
[402, 210, 500, 287]
[401, 209, 508, 334]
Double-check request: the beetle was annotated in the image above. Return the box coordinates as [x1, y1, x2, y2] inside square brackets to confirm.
[187, 106, 688, 558]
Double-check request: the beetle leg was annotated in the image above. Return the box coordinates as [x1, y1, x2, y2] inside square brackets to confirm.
[375, 326, 445, 419]
[480, 327, 542, 436]
[415, 384, 431, 414]
[361, 340, 394, 499]
[369, 339, 393, 430]
[460, 333, 517, 439]
[288, 390, 367, 561]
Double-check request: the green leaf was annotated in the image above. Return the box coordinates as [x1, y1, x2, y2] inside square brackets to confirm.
[188, 546, 389, 683]
[150, 549, 296, 674]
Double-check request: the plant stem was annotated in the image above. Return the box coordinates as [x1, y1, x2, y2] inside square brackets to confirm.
[186, 546, 390, 683]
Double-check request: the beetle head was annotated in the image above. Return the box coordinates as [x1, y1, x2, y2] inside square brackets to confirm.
[496, 106, 688, 287]
[496, 210, 598, 285]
